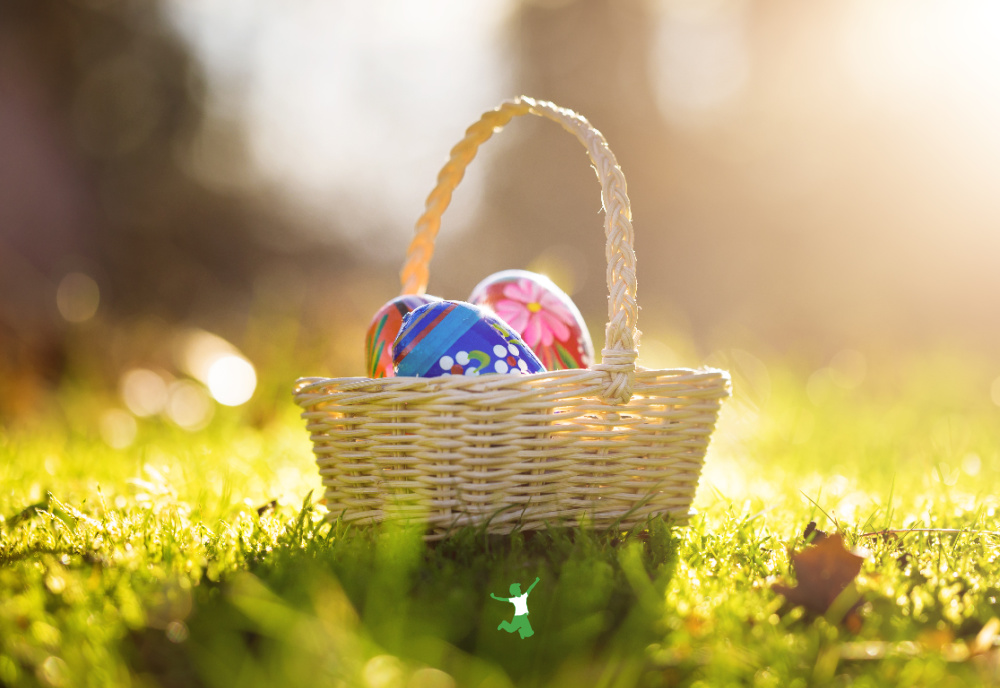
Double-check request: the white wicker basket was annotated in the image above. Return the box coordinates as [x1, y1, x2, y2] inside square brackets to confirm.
[294, 96, 730, 539]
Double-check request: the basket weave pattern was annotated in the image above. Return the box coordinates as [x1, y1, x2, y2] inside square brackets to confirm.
[294, 97, 730, 538]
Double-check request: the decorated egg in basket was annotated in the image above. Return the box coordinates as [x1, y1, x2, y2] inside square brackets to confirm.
[393, 300, 545, 378]
[469, 269, 594, 371]
[365, 294, 441, 378]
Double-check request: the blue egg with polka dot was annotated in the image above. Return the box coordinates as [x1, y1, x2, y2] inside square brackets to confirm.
[392, 301, 546, 378]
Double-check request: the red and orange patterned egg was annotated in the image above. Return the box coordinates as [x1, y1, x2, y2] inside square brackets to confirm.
[365, 294, 441, 378]
[468, 269, 593, 371]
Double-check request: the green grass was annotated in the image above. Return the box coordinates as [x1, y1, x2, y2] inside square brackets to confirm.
[2, 350, 1000, 687]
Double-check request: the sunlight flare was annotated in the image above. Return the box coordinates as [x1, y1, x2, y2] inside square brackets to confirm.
[176, 328, 257, 407]
[206, 355, 257, 406]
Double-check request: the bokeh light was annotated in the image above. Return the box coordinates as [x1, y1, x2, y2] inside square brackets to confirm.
[362, 655, 404, 688]
[961, 452, 981, 477]
[120, 368, 169, 417]
[408, 668, 456, 688]
[206, 354, 256, 406]
[165, 380, 214, 431]
[56, 273, 100, 323]
[175, 329, 256, 404]
[177, 329, 241, 383]
[99, 409, 138, 449]
[990, 376, 1000, 407]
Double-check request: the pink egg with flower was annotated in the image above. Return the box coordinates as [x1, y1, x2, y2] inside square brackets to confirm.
[468, 269, 594, 370]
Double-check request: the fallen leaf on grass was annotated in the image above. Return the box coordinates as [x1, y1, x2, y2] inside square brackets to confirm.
[773, 533, 869, 624]
[803, 521, 828, 544]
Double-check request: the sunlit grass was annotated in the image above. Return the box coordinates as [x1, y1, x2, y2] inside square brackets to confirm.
[2, 346, 999, 686]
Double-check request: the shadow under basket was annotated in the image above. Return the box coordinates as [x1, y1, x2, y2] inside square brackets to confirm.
[293, 97, 731, 540]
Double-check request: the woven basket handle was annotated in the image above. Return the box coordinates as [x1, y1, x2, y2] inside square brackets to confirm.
[399, 96, 638, 405]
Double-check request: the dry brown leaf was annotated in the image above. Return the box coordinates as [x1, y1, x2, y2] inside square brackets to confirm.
[803, 521, 829, 544]
[773, 533, 868, 621]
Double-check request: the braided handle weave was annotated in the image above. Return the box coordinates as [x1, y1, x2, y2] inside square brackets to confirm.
[399, 96, 638, 404]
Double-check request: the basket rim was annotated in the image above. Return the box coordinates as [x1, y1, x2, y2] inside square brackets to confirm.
[293, 365, 731, 399]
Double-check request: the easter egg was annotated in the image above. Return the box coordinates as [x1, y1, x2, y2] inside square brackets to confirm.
[468, 269, 594, 371]
[365, 294, 441, 378]
[392, 301, 546, 378]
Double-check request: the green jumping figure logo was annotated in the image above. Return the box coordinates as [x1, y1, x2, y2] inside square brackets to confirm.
[490, 576, 540, 639]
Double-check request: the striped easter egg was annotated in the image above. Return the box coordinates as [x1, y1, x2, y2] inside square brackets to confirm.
[392, 301, 545, 378]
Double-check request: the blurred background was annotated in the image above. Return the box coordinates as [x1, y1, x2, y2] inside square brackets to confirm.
[3, 0, 1000, 426]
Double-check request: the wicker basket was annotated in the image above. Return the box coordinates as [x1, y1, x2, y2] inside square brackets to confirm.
[294, 96, 730, 539]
